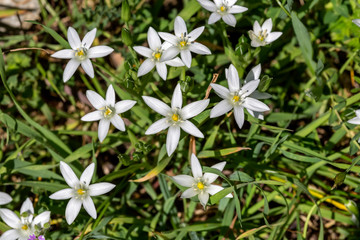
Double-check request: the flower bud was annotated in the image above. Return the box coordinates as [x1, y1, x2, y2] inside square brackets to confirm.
[121, 28, 132, 46]
[121, 0, 131, 22]
[345, 200, 359, 216]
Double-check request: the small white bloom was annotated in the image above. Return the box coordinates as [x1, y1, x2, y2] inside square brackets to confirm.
[172, 154, 233, 209]
[51, 27, 114, 82]
[210, 64, 270, 128]
[197, 0, 248, 27]
[50, 161, 115, 225]
[0, 192, 12, 205]
[249, 19, 282, 47]
[81, 84, 136, 142]
[134, 27, 185, 80]
[348, 110, 360, 125]
[143, 84, 209, 156]
[158, 16, 211, 68]
[353, 19, 360, 27]
[0, 198, 51, 240]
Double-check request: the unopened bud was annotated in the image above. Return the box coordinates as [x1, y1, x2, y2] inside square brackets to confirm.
[121, 28, 132, 46]
[121, 0, 131, 22]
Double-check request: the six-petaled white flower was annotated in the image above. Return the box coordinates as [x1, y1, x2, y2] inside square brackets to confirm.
[172, 153, 233, 208]
[143, 84, 209, 156]
[49, 161, 115, 225]
[249, 18, 282, 47]
[159, 16, 211, 68]
[0, 198, 50, 240]
[0, 192, 12, 205]
[210, 64, 270, 129]
[81, 85, 136, 142]
[197, 0, 248, 27]
[134, 27, 185, 80]
[51, 27, 114, 82]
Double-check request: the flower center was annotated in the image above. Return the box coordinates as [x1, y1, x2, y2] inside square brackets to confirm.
[74, 47, 87, 61]
[178, 33, 190, 49]
[172, 113, 179, 122]
[102, 106, 115, 119]
[154, 52, 161, 60]
[179, 41, 187, 47]
[197, 182, 204, 190]
[258, 30, 268, 42]
[220, 6, 226, 12]
[22, 224, 28, 230]
[232, 95, 240, 102]
[77, 189, 85, 195]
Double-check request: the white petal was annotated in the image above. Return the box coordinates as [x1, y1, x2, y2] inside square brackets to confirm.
[67, 27, 81, 50]
[63, 59, 80, 82]
[210, 99, 233, 118]
[115, 100, 136, 114]
[181, 49, 192, 68]
[172, 175, 195, 187]
[65, 198, 82, 225]
[251, 40, 262, 48]
[106, 85, 115, 106]
[133, 46, 153, 58]
[174, 16, 188, 37]
[82, 28, 97, 49]
[145, 118, 170, 135]
[228, 5, 248, 14]
[191, 154, 202, 179]
[181, 188, 198, 198]
[0, 192, 12, 205]
[60, 161, 80, 188]
[208, 12, 221, 25]
[171, 84, 183, 109]
[158, 32, 179, 46]
[198, 0, 217, 11]
[353, 19, 360, 27]
[226, 0, 237, 6]
[51, 49, 74, 59]
[203, 161, 226, 183]
[206, 185, 224, 195]
[165, 57, 184, 67]
[253, 20, 261, 33]
[0, 209, 20, 228]
[148, 27, 162, 50]
[137, 59, 155, 77]
[243, 97, 270, 112]
[355, 109, 360, 118]
[180, 120, 204, 138]
[80, 163, 95, 187]
[262, 18, 273, 33]
[89, 183, 115, 196]
[247, 109, 264, 120]
[214, 0, 222, 7]
[227, 64, 240, 92]
[81, 58, 94, 78]
[234, 106, 245, 129]
[98, 119, 110, 142]
[189, 42, 211, 55]
[249, 90, 272, 100]
[348, 117, 360, 125]
[86, 90, 106, 110]
[222, 14, 237, 27]
[0, 229, 20, 240]
[83, 196, 97, 219]
[210, 83, 230, 99]
[161, 46, 180, 62]
[266, 32, 282, 43]
[20, 198, 34, 215]
[245, 64, 261, 83]
[198, 191, 209, 208]
[156, 62, 167, 80]
[241, 80, 260, 97]
[88, 46, 114, 58]
[181, 99, 209, 120]
[81, 110, 103, 122]
[33, 211, 51, 227]
[110, 114, 126, 131]
[188, 26, 204, 41]
[142, 96, 171, 116]
[166, 126, 181, 156]
[49, 188, 74, 200]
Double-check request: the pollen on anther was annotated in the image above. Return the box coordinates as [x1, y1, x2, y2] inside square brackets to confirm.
[172, 114, 179, 122]
[232, 95, 240, 102]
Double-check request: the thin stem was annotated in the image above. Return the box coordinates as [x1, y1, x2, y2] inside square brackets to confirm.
[276, 0, 291, 18]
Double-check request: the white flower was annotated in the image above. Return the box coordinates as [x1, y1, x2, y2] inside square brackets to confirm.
[143, 84, 209, 156]
[249, 19, 282, 47]
[353, 19, 360, 27]
[0, 198, 50, 240]
[197, 0, 248, 27]
[172, 154, 233, 208]
[348, 110, 360, 125]
[49, 161, 115, 225]
[158, 16, 211, 68]
[81, 85, 136, 142]
[210, 64, 270, 129]
[0, 192, 12, 205]
[51, 27, 114, 82]
[133, 27, 185, 80]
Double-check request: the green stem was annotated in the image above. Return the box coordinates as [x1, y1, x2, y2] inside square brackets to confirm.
[276, 0, 291, 18]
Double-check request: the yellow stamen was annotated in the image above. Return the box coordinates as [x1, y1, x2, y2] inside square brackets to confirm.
[220, 6, 226, 12]
[104, 107, 112, 116]
[154, 52, 161, 60]
[172, 114, 179, 122]
[197, 182, 204, 190]
[77, 189, 85, 195]
[76, 50, 84, 57]
[22, 225, 28, 230]
[179, 41, 187, 47]
[232, 95, 240, 102]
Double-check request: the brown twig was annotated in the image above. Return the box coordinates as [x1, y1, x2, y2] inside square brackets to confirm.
[204, 73, 219, 99]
